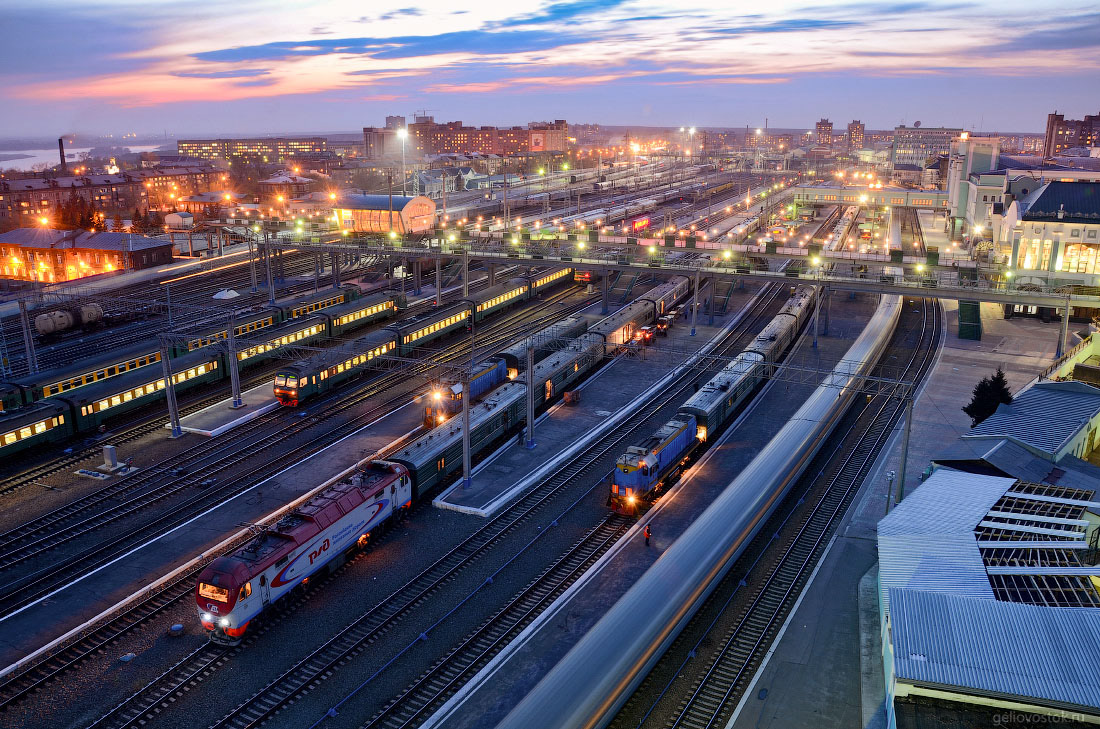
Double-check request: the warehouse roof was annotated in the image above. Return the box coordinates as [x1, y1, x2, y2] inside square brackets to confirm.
[0, 228, 171, 252]
[889, 589, 1100, 711]
[334, 194, 420, 210]
[964, 381, 1100, 459]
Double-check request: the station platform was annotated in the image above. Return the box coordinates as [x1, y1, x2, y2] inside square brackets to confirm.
[725, 298, 1062, 729]
[171, 382, 280, 437]
[434, 288, 760, 517]
[422, 292, 883, 729]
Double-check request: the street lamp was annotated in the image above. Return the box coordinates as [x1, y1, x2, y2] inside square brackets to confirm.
[396, 127, 409, 196]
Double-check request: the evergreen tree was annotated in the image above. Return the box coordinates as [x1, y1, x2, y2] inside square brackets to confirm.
[112, 212, 124, 232]
[131, 207, 144, 234]
[963, 367, 1013, 427]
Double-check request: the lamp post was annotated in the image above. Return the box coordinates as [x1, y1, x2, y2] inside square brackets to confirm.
[397, 127, 408, 196]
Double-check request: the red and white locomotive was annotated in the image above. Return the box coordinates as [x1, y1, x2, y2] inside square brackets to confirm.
[195, 460, 412, 644]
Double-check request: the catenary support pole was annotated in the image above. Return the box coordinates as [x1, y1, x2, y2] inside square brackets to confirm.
[812, 295, 820, 348]
[264, 237, 275, 307]
[313, 253, 320, 291]
[461, 377, 472, 489]
[488, 263, 496, 287]
[161, 341, 182, 438]
[18, 298, 38, 375]
[823, 286, 831, 336]
[413, 259, 421, 296]
[601, 269, 609, 315]
[435, 257, 442, 306]
[248, 237, 258, 293]
[525, 342, 537, 449]
[896, 396, 914, 505]
[227, 314, 242, 409]
[331, 251, 339, 290]
[462, 249, 469, 298]
[690, 267, 700, 336]
[1057, 295, 1071, 358]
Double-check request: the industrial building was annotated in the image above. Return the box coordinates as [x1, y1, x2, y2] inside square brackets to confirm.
[0, 228, 174, 281]
[333, 194, 436, 235]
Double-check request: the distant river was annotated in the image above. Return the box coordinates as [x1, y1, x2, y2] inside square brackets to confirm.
[0, 145, 164, 171]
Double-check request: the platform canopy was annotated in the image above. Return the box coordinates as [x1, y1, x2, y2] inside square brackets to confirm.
[333, 194, 436, 235]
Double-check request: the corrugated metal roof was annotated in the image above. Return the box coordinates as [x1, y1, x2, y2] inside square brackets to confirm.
[0, 229, 170, 252]
[964, 381, 1100, 458]
[890, 589, 1100, 710]
[878, 470, 1014, 614]
[335, 194, 419, 210]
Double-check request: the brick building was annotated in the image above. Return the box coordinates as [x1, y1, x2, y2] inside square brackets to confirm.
[0, 166, 222, 225]
[0, 228, 174, 282]
[1043, 111, 1100, 158]
[394, 118, 569, 157]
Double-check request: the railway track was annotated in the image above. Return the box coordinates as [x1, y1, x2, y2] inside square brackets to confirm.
[623, 297, 942, 729]
[0, 272, 490, 494]
[0, 288, 595, 707]
[0, 287, 591, 611]
[202, 284, 788, 729]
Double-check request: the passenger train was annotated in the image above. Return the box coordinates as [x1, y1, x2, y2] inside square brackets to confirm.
[197, 276, 688, 643]
[271, 269, 575, 407]
[494, 295, 903, 729]
[0, 286, 409, 457]
[610, 285, 817, 515]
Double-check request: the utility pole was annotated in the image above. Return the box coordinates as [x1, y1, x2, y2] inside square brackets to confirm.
[160, 338, 182, 438]
[18, 298, 38, 374]
[227, 313, 243, 409]
[263, 234, 275, 307]
[525, 342, 536, 448]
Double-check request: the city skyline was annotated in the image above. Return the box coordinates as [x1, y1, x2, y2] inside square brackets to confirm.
[3, 0, 1100, 137]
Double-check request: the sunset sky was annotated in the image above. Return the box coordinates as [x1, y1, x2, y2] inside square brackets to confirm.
[3, 0, 1100, 137]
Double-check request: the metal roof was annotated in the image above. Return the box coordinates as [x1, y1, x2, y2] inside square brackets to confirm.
[964, 381, 1100, 459]
[890, 588, 1100, 711]
[0, 228, 171, 252]
[334, 194, 420, 210]
[1018, 181, 1100, 225]
[879, 470, 1015, 615]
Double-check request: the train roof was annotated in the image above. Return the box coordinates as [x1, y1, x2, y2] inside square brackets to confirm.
[277, 328, 396, 373]
[184, 306, 282, 338]
[274, 283, 359, 309]
[679, 352, 763, 416]
[48, 347, 219, 406]
[385, 301, 469, 336]
[203, 460, 406, 581]
[0, 399, 68, 428]
[392, 381, 525, 470]
[7, 339, 164, 388]
[463, 279, 529, 305]
[499, 316, 588, 360]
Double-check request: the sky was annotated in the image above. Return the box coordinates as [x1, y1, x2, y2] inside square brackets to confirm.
[2, 0, 1100, 138]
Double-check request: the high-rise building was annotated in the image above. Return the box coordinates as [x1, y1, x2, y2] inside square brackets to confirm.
[384, 118, 569, 157]
[176, 137, 327, 165]
[362, 127, 397, 160]
[891, 125, 963, 168]
[815, 119, 833, 147]
[1043, 111, 1100, 158]
[385, 115, 406, 130]
[847, 120, 865, 151]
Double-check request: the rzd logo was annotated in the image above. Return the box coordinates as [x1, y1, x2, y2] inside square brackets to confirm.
[308, 539, 331, 565]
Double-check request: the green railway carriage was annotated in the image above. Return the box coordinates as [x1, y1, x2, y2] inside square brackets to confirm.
[463, 279, 530, 323]
[528, 340, 603, 409]
[0, 384, 23, 414]
[175, 307, 283, 356]
[279, 283, 360, 320]
[234, 315, 328, 368]
[327, 291, 405, 338]
[0, 401, 72, 457]
[273, 329, 397, 406]
[9, 341, 166, 408]
[528, 267, 574, 295]
[390, 381, 526, 496]
[386, 302, 470, 356]
[53, 349, 222, 432]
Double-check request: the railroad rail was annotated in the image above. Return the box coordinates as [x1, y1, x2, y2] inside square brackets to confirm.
[621, 297, 942, 729]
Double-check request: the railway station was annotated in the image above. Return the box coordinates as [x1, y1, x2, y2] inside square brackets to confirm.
[2, 123, 1100, 729]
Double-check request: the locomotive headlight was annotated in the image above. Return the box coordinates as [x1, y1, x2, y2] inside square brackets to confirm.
[201, 613, 213, 622]
[219, 617, 230, 627]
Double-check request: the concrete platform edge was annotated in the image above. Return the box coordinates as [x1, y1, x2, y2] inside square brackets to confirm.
[859, 563, 887, 729]
[725, 532, 841, 729]
[431, 289, 763, 517]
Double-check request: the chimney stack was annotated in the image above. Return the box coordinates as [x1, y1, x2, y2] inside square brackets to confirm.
[58, 137, 67, 172]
